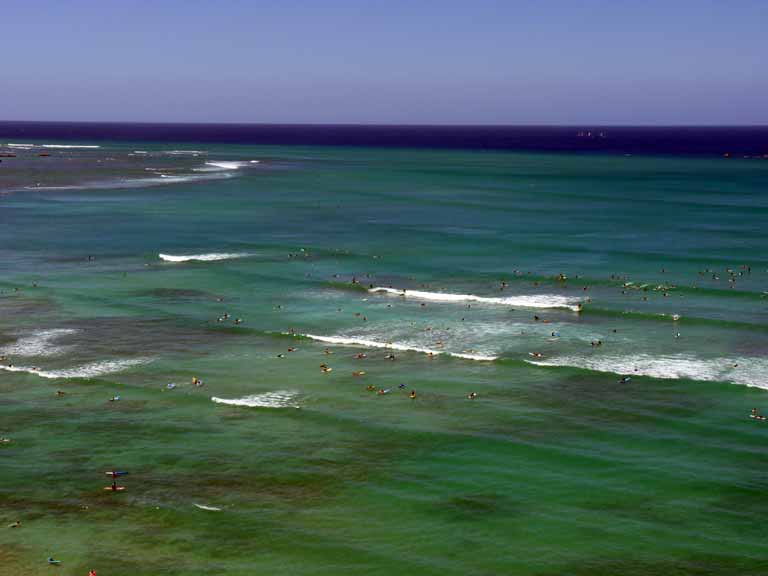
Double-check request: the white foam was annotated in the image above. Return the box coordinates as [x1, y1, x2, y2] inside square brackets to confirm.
[526, 353, 768, 389]
[193, 503, 222, 511]
[21, 172, 232, 192]
[370, 287, 582, 311]
[0, 329, 78, 357]
[211, 390, 300, 408]
[6, 143, 36, 148]
[194, 161, 255, 172]
[163, 150, 207, 155]
[301, 333, 497, 361]
[159, 252, 252, 263]
[41, 144, 101, 149]
[0, 357, 151, 379]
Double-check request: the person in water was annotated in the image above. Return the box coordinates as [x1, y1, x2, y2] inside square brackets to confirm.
[409, 390, 417, 399]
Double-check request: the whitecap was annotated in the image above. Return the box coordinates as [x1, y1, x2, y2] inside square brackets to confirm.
[193, 161, 257, 172]
[158, 252, 252, 263]
[0, 357, 152, 379]
[369, 287, 582, 311]
[0, 329, 78, 357]
[211, 390, 300, 408]
[193, 503, 222, 511]
[526, 353, 768, 389]
[20, 172, 232, 192]
[301, 333, 497, 361]
[41, 144, 101, 149]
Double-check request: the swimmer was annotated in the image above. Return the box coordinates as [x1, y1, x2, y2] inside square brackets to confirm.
[56, 390, 66, 397]
[366, 385, 376, 391]
[398, 383, 406, 389]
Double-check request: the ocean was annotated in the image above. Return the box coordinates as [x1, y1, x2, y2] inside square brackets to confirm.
[1, 124, 767, 575]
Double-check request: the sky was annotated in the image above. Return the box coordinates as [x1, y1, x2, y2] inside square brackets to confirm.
[1, 0, 766, 125]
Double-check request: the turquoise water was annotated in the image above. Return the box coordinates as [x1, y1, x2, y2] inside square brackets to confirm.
[1, 143, 768, 575]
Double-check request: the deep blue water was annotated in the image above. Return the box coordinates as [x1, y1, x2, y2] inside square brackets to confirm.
[1, 121, 767, 155]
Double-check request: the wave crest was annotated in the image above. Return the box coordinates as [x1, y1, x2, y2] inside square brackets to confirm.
[211, 390, 300, 408]
[526, 353, 767, 389]
[0, 357, 152, 379]
[159, 252, 252, 262]
[369, 287, 582, 311]
[301, 333, 497, 361]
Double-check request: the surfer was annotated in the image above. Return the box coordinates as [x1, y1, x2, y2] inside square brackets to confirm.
[750, 408, 765, 421]
[8, 520, 21, 528]
[48, 557, 62, 565]
[619, 376, 631, 384]
[409, 390, 417, 399]
[468, 392, 477, 400]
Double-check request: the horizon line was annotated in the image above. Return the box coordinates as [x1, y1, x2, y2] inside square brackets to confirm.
[1, 119, 767, 129]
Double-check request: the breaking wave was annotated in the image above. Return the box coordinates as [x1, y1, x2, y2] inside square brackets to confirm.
[159, 252, 252, 262]
[526, 353, 768, 389]
[211, 390, 300, 408]
[369, 287, 582, 311]
[194, 160, 259, 172]
[0, 328, 78, 357]
[0, 357, 152, 379]
[300, 333, 498, 361]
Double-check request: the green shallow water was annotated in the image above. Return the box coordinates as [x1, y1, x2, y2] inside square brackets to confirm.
[1, 143, 768, 575]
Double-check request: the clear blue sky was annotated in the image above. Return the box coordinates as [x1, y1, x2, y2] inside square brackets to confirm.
[2, 0, 765, 125]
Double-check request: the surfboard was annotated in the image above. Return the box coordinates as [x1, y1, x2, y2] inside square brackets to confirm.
[104, 486, 126, 491]
[104, 471, 129, 477]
